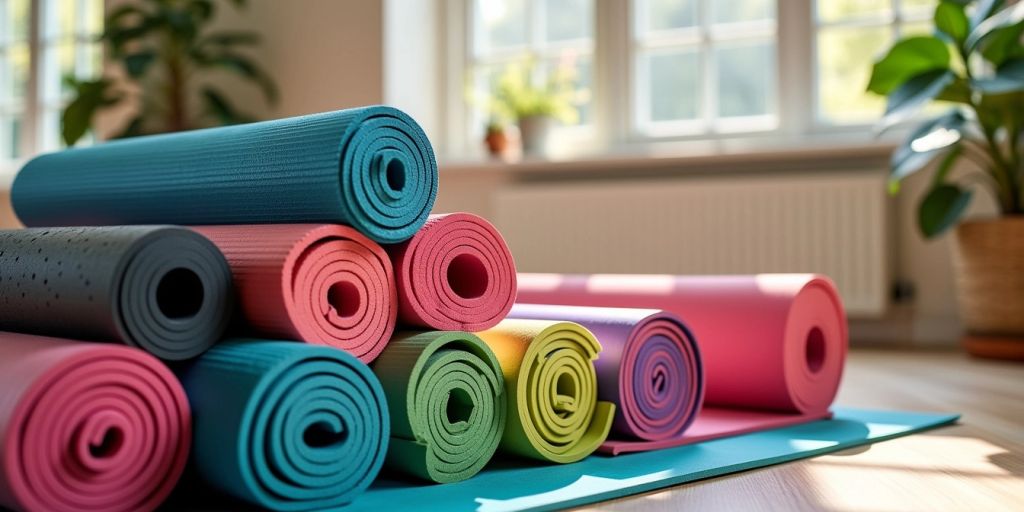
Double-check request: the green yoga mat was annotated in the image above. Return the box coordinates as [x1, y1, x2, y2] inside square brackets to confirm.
[347, 407, 958, 511]
[371, 331, 506, 483]
[177, 340, 389, 511]
[475, 319, 616, 464]
[12, 106, 437, 244]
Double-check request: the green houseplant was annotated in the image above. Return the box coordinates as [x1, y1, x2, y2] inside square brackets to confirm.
[62, 0, 277, 145]
[482, 58, 583, 156]
[868, 0, 1024, 358]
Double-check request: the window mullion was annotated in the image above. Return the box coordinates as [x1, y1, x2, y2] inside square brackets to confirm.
[21, 0, 41, 157]
[596, 0, 628, 146]
[701, 0, 714, 132]
[779, 0, 813, 136]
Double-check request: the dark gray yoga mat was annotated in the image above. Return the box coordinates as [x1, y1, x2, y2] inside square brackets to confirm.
[0, 226, 233, 360]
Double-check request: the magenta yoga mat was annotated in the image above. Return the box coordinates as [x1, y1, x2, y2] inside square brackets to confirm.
[515, 273, 848, 454]
[0, 332, 191, 512]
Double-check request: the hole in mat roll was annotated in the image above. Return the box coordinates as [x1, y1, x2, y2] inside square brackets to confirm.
[0, 226, 233, 361]
[177, 340, 389, 511]
[371, 331, 506, 483]
[475, 319, 616, 464]
[0, 333, 191, 512]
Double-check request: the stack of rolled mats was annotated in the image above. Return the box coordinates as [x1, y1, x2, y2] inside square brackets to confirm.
[0, 105, 850, 512]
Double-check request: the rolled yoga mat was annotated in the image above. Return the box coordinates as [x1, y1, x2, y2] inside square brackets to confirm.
[515, 274, 847, 451]
[12, 106, 438, 244]
[507, 304, 703, 454]
[388, 213, 516, 331]
[178, 340, 389, 511]
[193, 224, 397, 362]
[475, 319, 615, 464]
[0, 226, 233, 361]
[0, 332, 190, 512]
[371, 331, 506, 483]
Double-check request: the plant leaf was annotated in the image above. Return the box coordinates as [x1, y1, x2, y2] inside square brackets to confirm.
[881, 70, 956, 128]
[965, 1, 1024, 51]
[193, 52, 278, 103]
[936, 1, 970, 43]
[196, 30, 261, 47]
[970, 0, 1004, 29]
[867, 36, 951, 95]
[891, 110, 965, 181]
[936, 76, 972, 103]
[932, 143, 964, 185]
[187, 0, 214, 21]
[972, 58, 1024, 93]
[61, 78, 116, 145]
[978, 21, 1024, 65]
[112, 115, 146, 139]
[123, 50, 157, 78]
[918, 184, 973, 238]
[202, 87, 256, 125]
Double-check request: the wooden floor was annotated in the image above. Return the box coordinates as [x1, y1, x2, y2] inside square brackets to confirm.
[581, 348, 1024, 512]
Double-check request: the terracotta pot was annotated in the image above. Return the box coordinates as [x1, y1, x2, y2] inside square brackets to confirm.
[484, 128, 510, 158]
[953, 217, 1024, 360]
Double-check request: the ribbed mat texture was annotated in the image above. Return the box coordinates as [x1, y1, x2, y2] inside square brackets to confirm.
[0, 226, 233, 360]
[193, 224, 396, 362]
[371, 331, 506, 483]
[508, 305, 703, 454]
[389, 213, 516, 331]
[177, 340, 389, 511]
[0, 332, 191, 512]
[13, 106, 438, 244]
[475, 319, 615, 463]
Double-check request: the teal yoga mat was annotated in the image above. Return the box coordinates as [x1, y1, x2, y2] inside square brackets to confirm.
[346, 407, 957, 512]
[12, 106, 437, 244]
[177, 340, 389, 511]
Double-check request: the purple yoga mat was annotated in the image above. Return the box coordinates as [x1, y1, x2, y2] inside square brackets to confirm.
[508, 304, 703, 453]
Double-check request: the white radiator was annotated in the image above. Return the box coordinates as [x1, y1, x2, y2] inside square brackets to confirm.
[492, 171, 889, 317]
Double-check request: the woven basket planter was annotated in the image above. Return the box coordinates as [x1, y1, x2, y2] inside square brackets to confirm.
[953, 217, 1024, 360]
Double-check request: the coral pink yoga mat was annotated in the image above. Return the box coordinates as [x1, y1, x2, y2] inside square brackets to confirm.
[194, 224, 397, 363]
[516, 273, 848, 455]
[387, 213, 516, 331]
[0, 332, 190, 512]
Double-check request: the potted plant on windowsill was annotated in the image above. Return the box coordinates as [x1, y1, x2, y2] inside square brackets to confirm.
[489, 58, 581, 157]
[868, 0, 1024, 360]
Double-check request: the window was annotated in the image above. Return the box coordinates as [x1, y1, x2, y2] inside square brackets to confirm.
[0, 0, 103, 162]
[468, 0, 595, 132]
[449, 0, 938, 155]
[633, 0, 777, 136]
[814, 0, 935, 124]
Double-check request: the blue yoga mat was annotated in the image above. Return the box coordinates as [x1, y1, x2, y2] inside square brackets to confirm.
[177, 340, 390, 511]
[12, 106, 437, 244]
[345, 407, 957, 512]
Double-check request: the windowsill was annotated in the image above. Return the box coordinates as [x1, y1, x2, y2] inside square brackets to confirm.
[439, 132, 897, 177]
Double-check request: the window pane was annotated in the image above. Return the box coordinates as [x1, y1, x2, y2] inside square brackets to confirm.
[716, 40, 774, 118]
[712, 0, 775, 25]
[817, 0, 891, 23]
[4, 0, 30, 43]
[901, 0, 935, 18]
[639, 0, 698, 34]
[41, 41, 77, 103]
[0, 44, 29, 104]
[474, 0, 527, 55]
[642, 48, 700, 122]
[542, 0, 592, 43]
[817, 25, 891, 123]
[0, 115, 21, 159]
[900, 20, 933, 37]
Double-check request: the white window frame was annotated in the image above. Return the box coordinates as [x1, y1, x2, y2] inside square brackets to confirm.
[441, 0, 931, 158]
[0, 0, 101, 165]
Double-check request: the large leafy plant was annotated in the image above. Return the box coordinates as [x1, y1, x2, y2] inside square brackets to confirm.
[62, 0, 277, 145]
[868, 0, 1024, 237]
[473, 57, 585, 127]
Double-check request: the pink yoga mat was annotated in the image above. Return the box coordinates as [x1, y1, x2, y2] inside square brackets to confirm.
[194, 224, 397, 363]
[508, 304, 704, 454]
[516, 273, 848, 454]
[388, 213, 516, 331]
[0, 332, 190, 512]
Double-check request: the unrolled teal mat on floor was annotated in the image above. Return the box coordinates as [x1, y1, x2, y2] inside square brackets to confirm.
[345, 407, 958, 512]
[11, 106, 437, 244]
